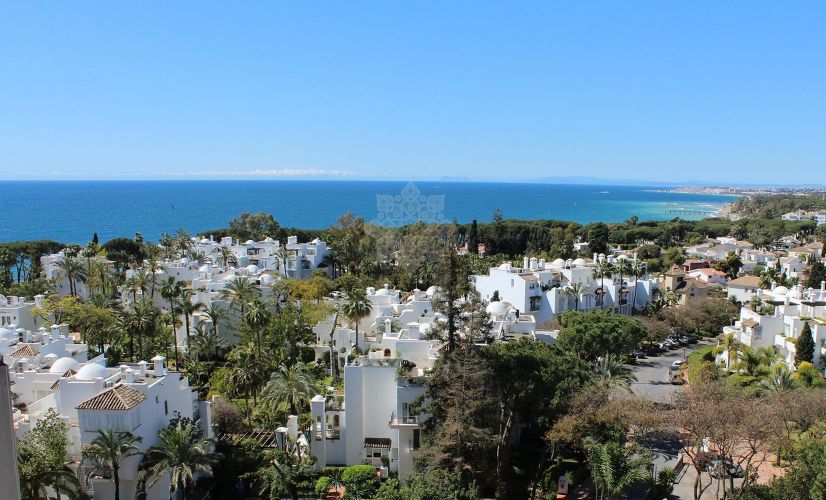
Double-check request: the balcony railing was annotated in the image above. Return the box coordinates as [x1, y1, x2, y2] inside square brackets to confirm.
[389, 412, 419, 427]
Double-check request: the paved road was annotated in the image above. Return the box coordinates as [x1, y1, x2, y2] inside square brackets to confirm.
[629, 340, 714, 495]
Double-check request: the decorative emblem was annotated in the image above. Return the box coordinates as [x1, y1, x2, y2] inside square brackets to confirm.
[372, 183, 445, 227]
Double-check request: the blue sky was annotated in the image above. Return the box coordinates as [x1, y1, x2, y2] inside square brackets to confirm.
[1, 2, 825, 184]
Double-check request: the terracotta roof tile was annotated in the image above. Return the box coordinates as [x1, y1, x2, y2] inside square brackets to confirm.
[76, 384, 147, 411]
[10, 345, 40, 357]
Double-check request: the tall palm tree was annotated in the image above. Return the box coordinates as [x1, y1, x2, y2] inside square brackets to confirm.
[564, 282, 587, 311]
[203, 302, 228, 338]
[262, 362, 318, 415]
[416, 261, 438, 289]
[630, 259, 645, 313]
[217, 247, 237, 269]
[342, 288, 372, 352]
[160, 277, 182, 369]
[243, 298, 271, 356]
[189, 324, 227, 361]
[140, 420, 221, 500]
[220, 276, 259, 318]
[57, 255, 87, 296]
[82, 429, 143, 500]
[592, 259, 614, 310]
[174, 228, 192, 258]
[176, 289, 204, 345]
[19, 459, 83, 500]
[584, 438, 651, 500]
[714, 332, 742, 372]
[593, 354, 637, 390]
[228, 345, 261, 425]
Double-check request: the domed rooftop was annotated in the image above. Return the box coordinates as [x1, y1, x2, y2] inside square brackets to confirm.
[375, 286, 391, 296]
[49, 357, 81, 374]
[246, 264, 258, 273]
[552, 258, 566, 267]
[425, 286, 440, 297]
[199, 264, 210, 273]
[573, 258, 586, 267]
[244, 239, 255, 245]
[75, 363, 109, 381]
[259, 274, 275, 285]
[773, 286, 790, 297]
[486, 301, 510, 317]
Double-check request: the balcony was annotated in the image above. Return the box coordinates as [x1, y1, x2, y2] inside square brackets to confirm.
[389, 412, 419, 428]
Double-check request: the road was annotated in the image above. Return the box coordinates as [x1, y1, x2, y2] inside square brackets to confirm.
[629, 340, 715, 496]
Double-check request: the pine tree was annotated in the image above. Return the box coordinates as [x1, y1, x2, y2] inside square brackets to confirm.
[795, 322, 815, 366]
[467, 220, 479, 254]
[807, 261, 826, 289]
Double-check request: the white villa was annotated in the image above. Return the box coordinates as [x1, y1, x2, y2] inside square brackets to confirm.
[9, 347, 210, 500]
[472, 255, 658, 325]
[722, 282, 826, 370]
[0, 293, 47, 331]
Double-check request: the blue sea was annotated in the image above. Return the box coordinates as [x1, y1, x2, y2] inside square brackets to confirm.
[0, 181, 737, 244]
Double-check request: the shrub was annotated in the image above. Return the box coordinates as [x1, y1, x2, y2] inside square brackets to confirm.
[315, 476, 331, 497]
[342, 464, 379, 499]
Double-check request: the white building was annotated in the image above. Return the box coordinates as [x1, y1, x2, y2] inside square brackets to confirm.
[726, 275, 762, 303]
[11, 352, 211, 500]
[0, 294, 46, 331]
[687, 268, 728, 285]
[473, 255, 657, 325]
[722, 283, 826, 370]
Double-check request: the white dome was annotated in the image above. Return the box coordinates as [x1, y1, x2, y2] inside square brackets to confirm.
[375, 287, 391, 296]
[552, 258, 566, 267]
[49, 357, 80, 374]
[244, 239, 255, 245]
[75, 363, 109, 381]
[573, 258, 586, 267]
[264, 237, 275, 243]
[259, 274, 275, 285]
[246, 264, 258, 273]
[199, 264, 210, 273]
[200, 238, 210, 244]
[773, 286, 790, 297]
[498, 263, 511, 270]
[425, 286, 440, 297]
[486, 301, 510, 317]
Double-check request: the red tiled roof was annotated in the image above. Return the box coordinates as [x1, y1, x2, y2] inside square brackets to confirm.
[76, 384, 147, 411]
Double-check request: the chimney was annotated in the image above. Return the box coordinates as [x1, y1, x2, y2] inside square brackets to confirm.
[287, 415, 298, 441]
[151, 356, 165, 376]
[530, 257, 538, 270]
[384, 318, 392, 336]
[275, 427, 288, 451]
[34, 294, 45, 308]
[523, 257, 529, 270]
[407, 322, 421, 339]
[593, 253, 598, 262]
[138, 360, 148, 378]
[538, 258, 545, 269]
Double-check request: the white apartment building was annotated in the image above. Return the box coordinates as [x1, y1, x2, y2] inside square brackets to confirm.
[722, 283, 826, 370]
[0, 293, 46, 331]
[473, 255, 657, 325]
[11, 352, 210, 500]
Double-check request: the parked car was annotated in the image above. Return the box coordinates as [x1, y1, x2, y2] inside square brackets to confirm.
[676, 336, 690, 346]
[671, 359, 685, 370]
[708, 459, 745, 478]
[633, 349, 647, 359]
[331, 291, 345, 298]
[683, 335, 698, 344]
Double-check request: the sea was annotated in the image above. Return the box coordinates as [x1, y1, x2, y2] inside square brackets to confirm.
[0, 180, 738, 244]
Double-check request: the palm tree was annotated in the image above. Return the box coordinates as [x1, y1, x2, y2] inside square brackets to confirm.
[57, 255, 87, 296]
[341, 288, 372, 351]
[592, 259, 614, 310]
[228, 344, 262, 424]
[630, 259, 645, 313]
[714, 332, 742, 372]
[19, 459, 83, 500]
[220, 276, 259, 318]
[416, 261, 438, 289]
[82, 429, 143, 500]
[615, 258, 631, 288]
[140, 420, 221, 500]
[262, 362, 318, 415]
[217, 247, 237, 269]
[160, 277, 182, 369]
[176, 289, 204, 345]
[203, 302, 228, 338]
[189, 324, 227, 361]
[584, 438, 651, 500]
[761, 365, 796, 394]
[564, 282, 587, 311]
[593, 354, 637, 390]
[273, 248, 290, 277]
[243, 298, 271, 356]
[174, 228, 192, 257]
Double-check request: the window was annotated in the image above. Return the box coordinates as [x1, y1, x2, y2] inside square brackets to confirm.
[412, 429, 421, 450]
[530, 296, 541, 311]
[164, 401, 168, 415]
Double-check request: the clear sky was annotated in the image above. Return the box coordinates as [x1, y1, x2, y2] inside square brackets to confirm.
[1, 2, 825, 184]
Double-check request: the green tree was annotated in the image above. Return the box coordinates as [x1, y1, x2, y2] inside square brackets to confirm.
[807, 261, 826, 289]
[556, 311, 647, 362]
[17, 408, 81, 500]
[251, 441, 314, 500]
[467, 219, 479, 254]
[139, 419, 221, 500]
[795, 322, 815, 366]
[262, 362, 318, 416]
[244, 298, 271, 356]
[160, 277, 183, 368]
[82, 429, 143, 500]
[584, 438, 652, 500]
[341, 288, 372, 352]
[564, 282, 587, 312]
[341, 465, 379, 500]
[228, 212, 281, 242]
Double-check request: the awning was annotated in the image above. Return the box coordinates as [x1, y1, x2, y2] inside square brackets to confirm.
[363, 437, 391, 449]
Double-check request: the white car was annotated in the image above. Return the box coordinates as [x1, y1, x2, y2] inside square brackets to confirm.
[671, 359, 685, 370]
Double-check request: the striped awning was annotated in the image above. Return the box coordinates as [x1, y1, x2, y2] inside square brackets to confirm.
[363, 437, 391, 449]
